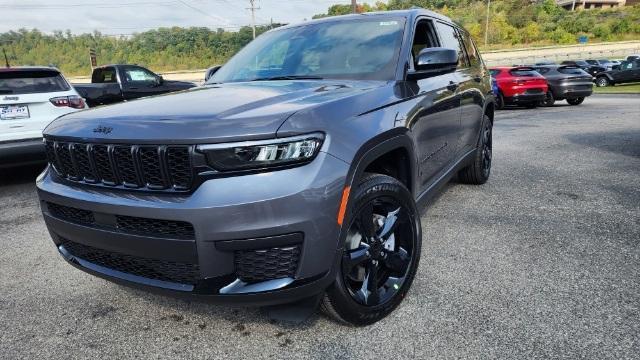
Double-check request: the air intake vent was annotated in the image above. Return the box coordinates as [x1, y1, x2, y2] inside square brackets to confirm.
[235, 246, 300, 283]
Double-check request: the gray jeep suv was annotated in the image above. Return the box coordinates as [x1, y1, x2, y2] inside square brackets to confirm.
[37, 9, 494, 325]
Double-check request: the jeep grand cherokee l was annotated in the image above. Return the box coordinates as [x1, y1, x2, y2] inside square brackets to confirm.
[37, 9, 494, 325]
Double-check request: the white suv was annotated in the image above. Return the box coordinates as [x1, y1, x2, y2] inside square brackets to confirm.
[1, 67, 87, 167]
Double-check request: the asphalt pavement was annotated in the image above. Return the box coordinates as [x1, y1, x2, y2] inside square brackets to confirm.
[0, 94, 638, 359]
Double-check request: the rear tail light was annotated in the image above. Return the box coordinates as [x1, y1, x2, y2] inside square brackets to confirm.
[50, 95, 85, 109]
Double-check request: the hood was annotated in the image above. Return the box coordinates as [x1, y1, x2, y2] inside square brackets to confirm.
[44, 80, 382, 144]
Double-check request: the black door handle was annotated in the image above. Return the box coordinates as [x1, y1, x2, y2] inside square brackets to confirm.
[447, 81, 458, 91]
[128, 87, 139, 90]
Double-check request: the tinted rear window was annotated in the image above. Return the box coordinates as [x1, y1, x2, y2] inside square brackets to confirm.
[0, 70, 70, 94]
[92, 67, 118, 83]
[535, 67, 550, 75]
[558, 67, 586, 75]
[509, 69, 538, 77]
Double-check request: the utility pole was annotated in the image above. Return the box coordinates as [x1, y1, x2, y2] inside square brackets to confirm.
[571, 0, 576, 11]
[351, 0, 357, 14]
[247, 0, 260, 39]
[484, 0, 491, 47]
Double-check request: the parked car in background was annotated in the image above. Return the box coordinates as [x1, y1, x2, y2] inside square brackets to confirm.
[0, 66, 87, 168]
[560, 60, 605, 77]
[586, 59, 616, 71]
[626, 54, 640, 62]
[534, 61, 556, 66]
[73, 64, 195, 107]
[594, 59, 640, 87]
[36, 8, 495, 326]
[490, 66, 547, 109]
[532, 65, 592, 106]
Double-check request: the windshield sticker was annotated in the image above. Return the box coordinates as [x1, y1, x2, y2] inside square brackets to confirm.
[379, 21, 398, 26]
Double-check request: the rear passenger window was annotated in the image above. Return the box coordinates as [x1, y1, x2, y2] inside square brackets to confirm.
[435, 22, 466, 67]
[460, 31, 480, 67]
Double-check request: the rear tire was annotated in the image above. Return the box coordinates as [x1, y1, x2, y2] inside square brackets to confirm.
[567, 97, 585, 106]
[458, 114, 492, 185]
[540, 91, 555, 107]
[321, 173, 421, 326]
[496, 92, 505, 110]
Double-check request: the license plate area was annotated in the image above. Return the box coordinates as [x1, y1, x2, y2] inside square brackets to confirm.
[0, 105, 30, 120]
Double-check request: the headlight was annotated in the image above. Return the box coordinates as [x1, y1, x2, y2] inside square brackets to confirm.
[197, 133, 324, 171]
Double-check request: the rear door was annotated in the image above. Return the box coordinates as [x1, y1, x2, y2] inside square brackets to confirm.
[455, 27, 486, 154]
[0, 69, 79, 142]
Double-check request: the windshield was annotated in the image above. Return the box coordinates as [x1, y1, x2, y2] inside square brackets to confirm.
[210, 18, 405, 83]
[0, 70, 70, 94]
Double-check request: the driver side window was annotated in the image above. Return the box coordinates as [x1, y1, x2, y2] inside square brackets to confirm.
[410, 19, 439, 70]
[123, 67, 156, 83]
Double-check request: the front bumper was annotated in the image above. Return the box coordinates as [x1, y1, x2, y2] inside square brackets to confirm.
[37, 151, 349, 305]
[0, 138, 45, 168]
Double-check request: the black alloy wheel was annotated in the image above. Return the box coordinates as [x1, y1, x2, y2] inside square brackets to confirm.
[341, 197, 414, 306]
[322, 174, 421, 326]
[540, 91, 555, 107]
[567, 97, 585, 105]
[459, 114, 493, 185]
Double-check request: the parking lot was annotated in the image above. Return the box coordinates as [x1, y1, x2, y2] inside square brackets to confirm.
[0, 94, 638, 359]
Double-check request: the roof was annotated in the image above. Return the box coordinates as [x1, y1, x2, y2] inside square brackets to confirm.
[0, 66, 60, 72]
[273, 8, 452, 32]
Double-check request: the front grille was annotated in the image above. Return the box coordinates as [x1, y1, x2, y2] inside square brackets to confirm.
[116, 215, 195, 239]
[46, 202, 195, 240]
[44, 139, 194, 191]
[235, 246, 300, 283]
[47, 202, 95, 225]
[60, 238, 200, 285]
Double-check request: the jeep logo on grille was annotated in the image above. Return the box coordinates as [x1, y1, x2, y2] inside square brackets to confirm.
[93, 126, 113, 135]
[3, 96, 19, 101]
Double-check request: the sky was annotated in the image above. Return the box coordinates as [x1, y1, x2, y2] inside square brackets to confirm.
[0, 0, 379, 35]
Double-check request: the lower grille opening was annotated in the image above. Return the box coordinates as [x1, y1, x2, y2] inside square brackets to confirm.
[60, 238, 200, 285]
[234, 246, 300, 283]
[47, 202, 95, 225]
[45, 202, 195, 240]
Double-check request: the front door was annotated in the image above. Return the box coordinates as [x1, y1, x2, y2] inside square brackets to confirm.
[405, 19, 462, 189]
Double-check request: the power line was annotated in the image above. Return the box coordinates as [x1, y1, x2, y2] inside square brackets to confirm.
[176, 0, 229, 24]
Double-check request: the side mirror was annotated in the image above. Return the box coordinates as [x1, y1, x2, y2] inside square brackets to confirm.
[205, 65, 222, 82]
[407, 47, 458, 80]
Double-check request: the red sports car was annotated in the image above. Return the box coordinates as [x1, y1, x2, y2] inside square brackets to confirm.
[489, 67, 548, 109]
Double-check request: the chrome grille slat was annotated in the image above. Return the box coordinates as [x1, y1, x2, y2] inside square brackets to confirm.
[44, 140, 194, 192]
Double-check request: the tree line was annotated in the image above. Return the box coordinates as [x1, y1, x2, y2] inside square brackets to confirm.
[1, 1, 639, 76]
[315, 0, 640, 49]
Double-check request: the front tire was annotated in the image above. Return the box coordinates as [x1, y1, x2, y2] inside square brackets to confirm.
[596, 76, 610, 87]
[322, 174, 421, 326]
[567, 97, 585, 106]
[458, 114, 492, 185]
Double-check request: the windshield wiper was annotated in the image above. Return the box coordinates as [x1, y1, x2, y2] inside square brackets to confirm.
[249, 75, 324, 81]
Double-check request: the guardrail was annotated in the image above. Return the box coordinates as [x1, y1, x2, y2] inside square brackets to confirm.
[482, 41, 640, 66]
